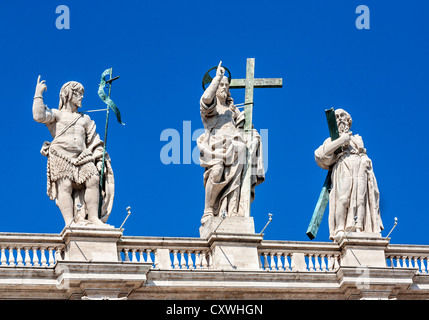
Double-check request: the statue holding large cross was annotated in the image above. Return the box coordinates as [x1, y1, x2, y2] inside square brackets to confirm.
[197, 59, 282, 226]
[312, 108, 384, 241]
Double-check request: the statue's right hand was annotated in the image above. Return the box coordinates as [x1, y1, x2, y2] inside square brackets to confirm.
[339, 131, 353, 145]
[35, 75, 47, 96]
[216, 61, 225, 78]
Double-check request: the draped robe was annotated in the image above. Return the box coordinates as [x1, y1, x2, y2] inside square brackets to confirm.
[197, 96, 265, 219]
[315, 134, 383, 239]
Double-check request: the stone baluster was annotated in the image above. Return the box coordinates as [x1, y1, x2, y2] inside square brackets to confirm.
[402, 256, 408, 268]
[146, 249, 153, 266]
[276, 252, 283, 270]
[55, 247, 62, 263]
[267, 253, 273, 270]
[412, 256, 418, 271]
[48, 248, 55, 266]
[334, 254, 340, 270]
[262, 253, 268, 270]
[314, 254, 321, 271]
[16, 247, 24, 266]
[130, 249, 137, 262]
[290, 253, 296, 271]
[195, 251, 201, 269]
[327, 255, 334, 271]
[180, 251, 187, 269]
[172, 250, 179, 269]
[138, 250, 145, 263]
[307, 254, 314, 271]
[188, 251, 194, 269]
[0, 247, 6, 266]
[208, 251, 212, 268]
[24, 248, 31, 266]
[263, 252, 269, 270]
[8, 247, 15, 266]
[284, 253, 291, 271]
[270, 253, 276, 270]
[420, 257, 427, 274]
[396, 256, 402, 268]
[32, 248, 39, 267]
[40, 248, 47, 267]
[201, 252, 208, 269]
[320, 254, 327, 271]
[123, 248, 130, 262]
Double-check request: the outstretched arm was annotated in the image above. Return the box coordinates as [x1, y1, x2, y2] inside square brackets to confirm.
[201, 61, 225, 106]
[33, 75, 55, 123]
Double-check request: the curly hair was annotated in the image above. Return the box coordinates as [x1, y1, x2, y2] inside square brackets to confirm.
[58, 81, 84, 110]
[335, 108, 352, 129]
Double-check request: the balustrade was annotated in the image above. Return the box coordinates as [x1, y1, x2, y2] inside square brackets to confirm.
[385, 244, 429, 275]
[120, 248, 155, 266]
[259, 251, 339, 272]
[117, 236, 211, 270]
[0, 245, 62, 267]
[386, 255, 428, 274]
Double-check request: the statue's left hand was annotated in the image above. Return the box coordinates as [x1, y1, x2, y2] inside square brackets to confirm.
[97, 161, 106, 174]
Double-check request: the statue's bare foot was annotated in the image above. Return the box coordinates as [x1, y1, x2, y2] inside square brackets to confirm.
[201, 211, 214, 225]
[333, 230, 345, 242]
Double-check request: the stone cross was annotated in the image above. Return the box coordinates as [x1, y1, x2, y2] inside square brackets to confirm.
[229, 58, 283, 217]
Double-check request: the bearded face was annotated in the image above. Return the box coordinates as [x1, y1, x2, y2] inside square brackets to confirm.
[335, 109, 352, 134]
[216, 77, 230, 101]
[72, 89, 84, 108]
[59, 81, 85, 110]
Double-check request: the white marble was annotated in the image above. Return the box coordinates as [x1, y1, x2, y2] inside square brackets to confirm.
[32, 76, 114, 226]
[315, 109, 383, 241]
[197, 62, 264, 226]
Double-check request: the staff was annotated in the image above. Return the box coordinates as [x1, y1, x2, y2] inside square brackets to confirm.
[97, 67, 124, 218]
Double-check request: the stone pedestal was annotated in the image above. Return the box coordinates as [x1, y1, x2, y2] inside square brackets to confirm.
[199, 216, 256, 238]
[60, 225, 123, 262]
[55, 261, 152, 300]
[200, 217, 262, 271]
[338, 232, 389, 267]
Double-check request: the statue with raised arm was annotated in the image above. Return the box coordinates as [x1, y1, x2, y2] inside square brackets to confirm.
[314, 108, 383, 240]
[197, 62, 265, 225]
[33, 75, 114, 226]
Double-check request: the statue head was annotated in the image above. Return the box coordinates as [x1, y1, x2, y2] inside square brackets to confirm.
[335, 109, 352, 134]
[58, 81, 84, 110]
[216, 76, 231, 101]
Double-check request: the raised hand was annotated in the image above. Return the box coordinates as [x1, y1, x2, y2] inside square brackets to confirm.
[35, 75, 47, 97]
[216, 61, 225, 78]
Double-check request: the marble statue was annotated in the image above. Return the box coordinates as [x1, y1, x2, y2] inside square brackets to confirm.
[197, 62, 265, 225]
[315, 108, 383, 240]
[33, 76, 114, 226]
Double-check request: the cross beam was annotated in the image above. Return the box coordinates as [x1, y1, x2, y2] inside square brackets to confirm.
[229, 58, 283, 132]
[229, 58, 283, 217]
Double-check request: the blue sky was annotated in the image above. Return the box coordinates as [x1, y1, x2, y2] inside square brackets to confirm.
[0, 0, 428, 245]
